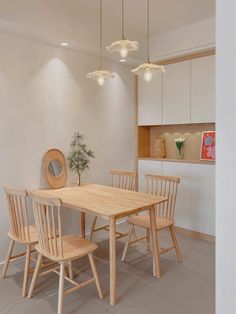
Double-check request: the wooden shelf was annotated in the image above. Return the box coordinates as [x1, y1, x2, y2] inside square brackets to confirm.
[138, 123, 215, 163]
[138, 157, 215, 165]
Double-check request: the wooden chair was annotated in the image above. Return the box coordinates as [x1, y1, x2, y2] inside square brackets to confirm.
[89, 169, 137, 241]
[28, 192, 103, 314]
[121, 174, 182, 272]
[1, 186, 39, 297]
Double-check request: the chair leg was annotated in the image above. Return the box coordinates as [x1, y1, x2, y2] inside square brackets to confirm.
[89, 216, 98, 241]
[88, 254, 103, 299]
[22, 245, 31, 298]
[132, 227, 138, 242]
[151, 230, 161, 277]
[1, 239, 15, 279]
[68, 262, 73, 279]
[28, 254, 43, 298]
[121, 225, 134, 262]
[153, 255, 156, 277]
[146, 228, 150, 252]
[58, 263, 65, 314]
[151, 231, 158, 277]
[169, 225, 182, 263]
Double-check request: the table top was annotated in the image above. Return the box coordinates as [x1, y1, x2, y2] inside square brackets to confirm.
[34, 184, 168, 219]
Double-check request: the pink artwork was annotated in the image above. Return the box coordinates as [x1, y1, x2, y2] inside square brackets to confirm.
[200, 131, 215, 161]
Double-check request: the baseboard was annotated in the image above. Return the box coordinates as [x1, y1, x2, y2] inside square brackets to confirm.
[175, 226, 215, 243]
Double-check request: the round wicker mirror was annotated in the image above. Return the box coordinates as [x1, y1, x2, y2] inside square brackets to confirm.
[43, 149, 67, 189]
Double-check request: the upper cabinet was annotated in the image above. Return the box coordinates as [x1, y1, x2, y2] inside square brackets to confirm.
[138, 73, 162, 126]
[163, 61, 191, 124]
[137, 53, 215, 126]
[190, 55, 215, 123]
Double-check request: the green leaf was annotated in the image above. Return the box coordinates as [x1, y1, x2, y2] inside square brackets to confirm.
[67, 131, 95, 179]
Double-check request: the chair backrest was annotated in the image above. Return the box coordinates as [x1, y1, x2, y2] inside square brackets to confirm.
[30, 192, 63, 259]
[145, 174, 180, 220]
[3, 185, 31, 242]
[110, 169, 137, 191]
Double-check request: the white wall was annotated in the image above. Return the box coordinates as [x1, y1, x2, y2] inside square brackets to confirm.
[216, 1, 236, 313]
[0, 32, 135, 262]
[150, 18, 215, 61]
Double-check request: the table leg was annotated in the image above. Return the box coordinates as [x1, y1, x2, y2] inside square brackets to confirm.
[149, 206, 161, 278]
[109, 216, 116, 305]
[81, 212, 86, 239]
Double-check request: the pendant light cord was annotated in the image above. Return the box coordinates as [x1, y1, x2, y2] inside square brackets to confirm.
[121, 0, 125, 39]
[100, 0, 103, 69]
[147, 0, 150, 63]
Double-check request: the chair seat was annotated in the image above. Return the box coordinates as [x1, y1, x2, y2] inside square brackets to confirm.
[35, 235, 98, 262]
[127, 215, 174, 230]
[8, 224, 38, 244]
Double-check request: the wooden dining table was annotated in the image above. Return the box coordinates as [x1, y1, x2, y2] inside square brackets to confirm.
[34, 183, 168, 305]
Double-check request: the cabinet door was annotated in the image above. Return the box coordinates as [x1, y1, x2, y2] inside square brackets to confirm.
[191, 55, 215, 123]
[138, 160, 162, 192]
[162, 162, 191, 230]
[163, 61, 190, 124]
[190, 164, 215, 235]
[138, 74, 162, 126]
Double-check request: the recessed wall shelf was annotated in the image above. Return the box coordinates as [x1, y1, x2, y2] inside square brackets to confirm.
[138, 123, 215, 165]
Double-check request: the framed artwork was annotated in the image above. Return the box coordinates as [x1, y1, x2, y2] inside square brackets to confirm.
[200, 131, 215, 161]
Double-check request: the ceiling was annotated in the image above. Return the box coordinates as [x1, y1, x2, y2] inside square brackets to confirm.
[0, 0, 215, 62]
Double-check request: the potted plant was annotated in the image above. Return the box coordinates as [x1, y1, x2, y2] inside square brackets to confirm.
[68, 132, 95, 185]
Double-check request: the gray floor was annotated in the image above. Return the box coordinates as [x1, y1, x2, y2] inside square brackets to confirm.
[0, 225, 215, 314]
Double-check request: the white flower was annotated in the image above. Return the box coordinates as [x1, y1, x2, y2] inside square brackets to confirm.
[174, 137, 185, 143]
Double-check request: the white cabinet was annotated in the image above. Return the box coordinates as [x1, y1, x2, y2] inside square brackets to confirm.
[191, 55, 215, 123]
[138, 74, 162, 126]
[190, 164, 215, 235]
[162, 162, 191, 230]
[163, 61, 191, 124]
[138, 160, 162, 192]
[138, 55, 215, 125]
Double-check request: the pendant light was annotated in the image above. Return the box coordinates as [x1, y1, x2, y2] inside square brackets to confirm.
[87, 0, 112, 86]
[132, 0, 164, 82]
[106, 0, 138, 62]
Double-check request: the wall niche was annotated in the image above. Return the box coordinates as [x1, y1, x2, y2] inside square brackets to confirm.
[138, 123, 215, 164]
